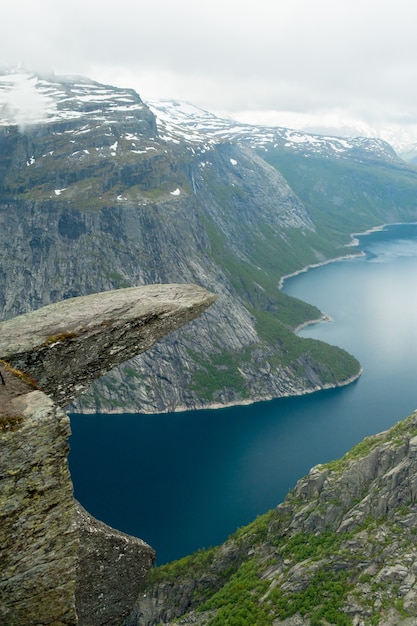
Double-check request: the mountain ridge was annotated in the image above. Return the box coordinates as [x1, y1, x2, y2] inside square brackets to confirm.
[147, 99, 397, 162]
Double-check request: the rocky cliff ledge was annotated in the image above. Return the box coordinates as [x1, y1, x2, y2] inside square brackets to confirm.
[0, 284, 216, 626]
[0, 284, 217, 407]
[129, 411, 417, 626]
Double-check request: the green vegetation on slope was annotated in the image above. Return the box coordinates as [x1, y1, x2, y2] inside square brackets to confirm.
[188, 208, 361, 402]
[135, 413, 417, 626]
[187, 148, 417, 404]
[189, 347, 252, 401]
[263, 151, 417, 247]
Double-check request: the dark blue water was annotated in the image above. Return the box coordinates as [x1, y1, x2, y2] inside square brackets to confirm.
[69, 223, 417, 564]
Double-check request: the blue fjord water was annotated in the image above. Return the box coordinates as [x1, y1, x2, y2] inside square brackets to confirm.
[69, 223, 417, 564]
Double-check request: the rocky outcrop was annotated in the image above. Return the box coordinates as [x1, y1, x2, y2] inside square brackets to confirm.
[0, 283, 217, 407]
[0, 284, 215, 625]
[75, 503, 155, 626]
[130, 412, 417, 625]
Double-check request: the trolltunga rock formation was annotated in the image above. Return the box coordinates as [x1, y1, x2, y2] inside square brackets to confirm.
[0, 284, 216, 626]
[0, 283, 217, 407]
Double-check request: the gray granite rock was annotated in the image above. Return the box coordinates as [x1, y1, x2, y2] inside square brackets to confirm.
[75, 503, 155, 626]
[0, 284, 217, 407]
[0, 388, 77, 626]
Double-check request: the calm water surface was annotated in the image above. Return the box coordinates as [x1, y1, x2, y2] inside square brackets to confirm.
[69, 223, 417, 564]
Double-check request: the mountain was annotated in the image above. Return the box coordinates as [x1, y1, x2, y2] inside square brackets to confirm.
[128, 410, 417, 625]
[230, 108, 417, 164]
[147, 99, 397, 162]
[1, 70, 417, 414]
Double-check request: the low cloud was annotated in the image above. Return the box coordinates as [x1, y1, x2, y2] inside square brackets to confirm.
[0, 74, 53, 129]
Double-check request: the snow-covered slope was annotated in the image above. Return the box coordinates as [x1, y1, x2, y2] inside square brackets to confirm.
[147, 99, 398, 162]
[288, 118, 417, 163]
[233, 108, 417, 162]
[0, 70, 399, 163]
[0, 70, 146, 128]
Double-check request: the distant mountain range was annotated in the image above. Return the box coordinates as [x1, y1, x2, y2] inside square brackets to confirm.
[1, 70, 417, 413]
[147, 99, 399, 161]
[1, 69, 415, 161]
[229, 107, 417, 163]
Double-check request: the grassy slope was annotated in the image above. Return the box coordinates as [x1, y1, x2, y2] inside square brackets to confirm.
[188, 208, 361, 401]
[263, 151, 417, 243]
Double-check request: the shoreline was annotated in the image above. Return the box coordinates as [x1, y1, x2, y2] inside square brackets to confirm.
[72, 367, 364, 416]
[292, 313, 333, 334]
[278, 250, 364, 289]
[74, 224, 417, 417]
[278, 221, 417, 290]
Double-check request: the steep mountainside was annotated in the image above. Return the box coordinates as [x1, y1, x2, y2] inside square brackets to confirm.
[127, 411, 417, 626]
[1, 71, 417, 412]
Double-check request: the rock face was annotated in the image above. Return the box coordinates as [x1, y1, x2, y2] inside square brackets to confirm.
[75, 503, 155, 626]
[130, 411, 417, 625]
[0, 284, 215, 626]
[0, 383, 77, 626]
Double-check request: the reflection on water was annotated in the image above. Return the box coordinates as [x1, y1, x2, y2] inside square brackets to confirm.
[70, 223, 417, 564]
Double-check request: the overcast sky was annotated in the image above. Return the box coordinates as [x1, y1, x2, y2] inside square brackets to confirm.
[2, 0, 417, 129]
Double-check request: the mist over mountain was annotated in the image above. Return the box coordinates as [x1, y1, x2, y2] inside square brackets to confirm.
[230, 107, 417, 164]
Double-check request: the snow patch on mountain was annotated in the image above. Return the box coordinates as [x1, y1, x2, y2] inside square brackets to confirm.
[0, 70, 405, 162]
[232, 108, 417, 161]
[0, 70, 145, 128]
[147, 100, 397, 162]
